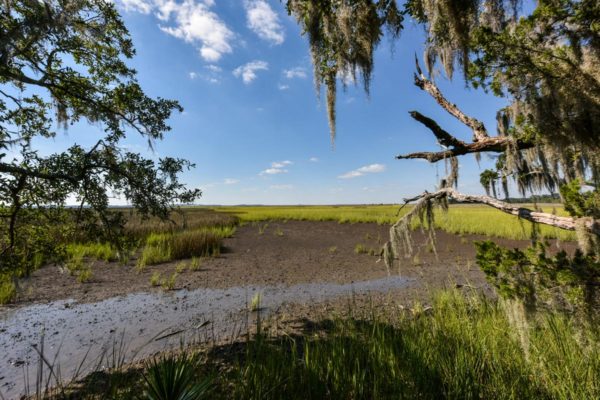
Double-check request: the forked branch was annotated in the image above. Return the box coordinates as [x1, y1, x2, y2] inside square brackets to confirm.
[414, 58, 488, 142]
[399, 60, 535, 162]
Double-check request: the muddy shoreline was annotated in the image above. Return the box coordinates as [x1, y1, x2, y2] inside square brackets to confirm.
[5, 220, 571, 307]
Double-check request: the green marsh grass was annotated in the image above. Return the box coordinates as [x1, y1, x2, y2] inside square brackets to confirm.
[189, 257, 202, 271]
[0, 277, 17, 304]
[230, 290, 599, 399]
[66, 242, 118, 262]
[137, 226, 235, 268]
[215, 204, 576, 241]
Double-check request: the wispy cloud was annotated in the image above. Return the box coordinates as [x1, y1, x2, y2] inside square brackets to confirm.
[309, 157, 319, 162]
[283, 67, 307, 79]
[269, 184, 294, 190]
[260, 168, 287, 175]
[205, 64, 222, 73]
[278, 83, 290, 90]
[224, 178, 239, 184]
[156, 0, 234, 62]
[233, 60, 268, 84]
[120, 0, 153, 14]
[244, 0, 285, 45]
[259, 160, 292, 175]
[271, 160, 292, 168]
[338, 163, 386, 179]
[189, 68, 220, 84]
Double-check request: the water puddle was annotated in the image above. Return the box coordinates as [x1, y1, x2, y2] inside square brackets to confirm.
[0, 275, 412, 399]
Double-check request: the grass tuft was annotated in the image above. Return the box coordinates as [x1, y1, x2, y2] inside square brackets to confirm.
[0, 277, 17, 304]
[143, 353, 213, 400]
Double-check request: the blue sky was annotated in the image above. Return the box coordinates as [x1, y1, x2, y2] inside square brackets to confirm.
[44, 0, 511, 205]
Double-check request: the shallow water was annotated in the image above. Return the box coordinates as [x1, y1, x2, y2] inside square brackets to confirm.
[0, 275, 412, 399]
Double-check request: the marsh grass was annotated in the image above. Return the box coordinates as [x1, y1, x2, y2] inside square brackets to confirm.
[161, 272, 178, 291]
[354, 243, 367, 254]
[66, 242, 118, 262]
[249, 292, 262, 312]
[137, 226, 235, 268]
[150, 272, 161, 287]
[216, 204, 576, 241]
[0, 277, 17, 304]
[189, 257, 202, 271]
[228, 290, 600, 399]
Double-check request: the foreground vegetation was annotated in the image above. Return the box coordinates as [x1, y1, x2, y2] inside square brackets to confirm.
[42, 289, 598, 399]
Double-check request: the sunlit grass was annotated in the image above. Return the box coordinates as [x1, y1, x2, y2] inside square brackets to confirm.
[229, 290, 599, 399]
[66, 242, 118, 262]
[214, 204, 575, 241]
[0, 277, 16, 304]
[137, 226, 236, 268]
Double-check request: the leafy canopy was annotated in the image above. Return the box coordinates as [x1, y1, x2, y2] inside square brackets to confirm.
[0, 0, 200, 273]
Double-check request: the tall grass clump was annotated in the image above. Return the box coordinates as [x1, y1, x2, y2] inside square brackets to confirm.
[66, 242, 118, 262]
[0, 276, 17, 304]
[231, 290, 599, 399]
[137, 227, 235, 268]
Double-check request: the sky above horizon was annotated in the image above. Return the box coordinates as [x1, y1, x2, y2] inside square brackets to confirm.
[42, 0, 512, 205]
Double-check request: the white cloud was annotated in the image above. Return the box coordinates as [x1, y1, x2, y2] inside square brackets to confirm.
[157, 0, 234, 62]
[357, 164, 386, 173]
[244, 0, 285, 45]
[259, 160, 292, 175]
[309, 157, 319, 162]
[339, 163, 386, 179]
[224, 178, 239, 185]
[233, 60, 268, 84]
[283, 67, 307, 79]
[271, 160, 292, 168]
[189, 71, 198, 79]
[205, 64, 222, 72]
[260, 168, 288, 175]
[269, 184, 294, 190]
[120, 0, 153, 14]
[278, 84, 290, 90]
[338, 170, 363, 179]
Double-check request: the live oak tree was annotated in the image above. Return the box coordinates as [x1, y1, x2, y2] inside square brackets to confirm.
[0, 0, 200, 275]
[288, 0, 600, 315]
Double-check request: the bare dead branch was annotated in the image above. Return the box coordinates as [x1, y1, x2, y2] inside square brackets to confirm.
[397, 136, 534, 162]
[414, 57, 489, 142]
[409, 111, 467, 149]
